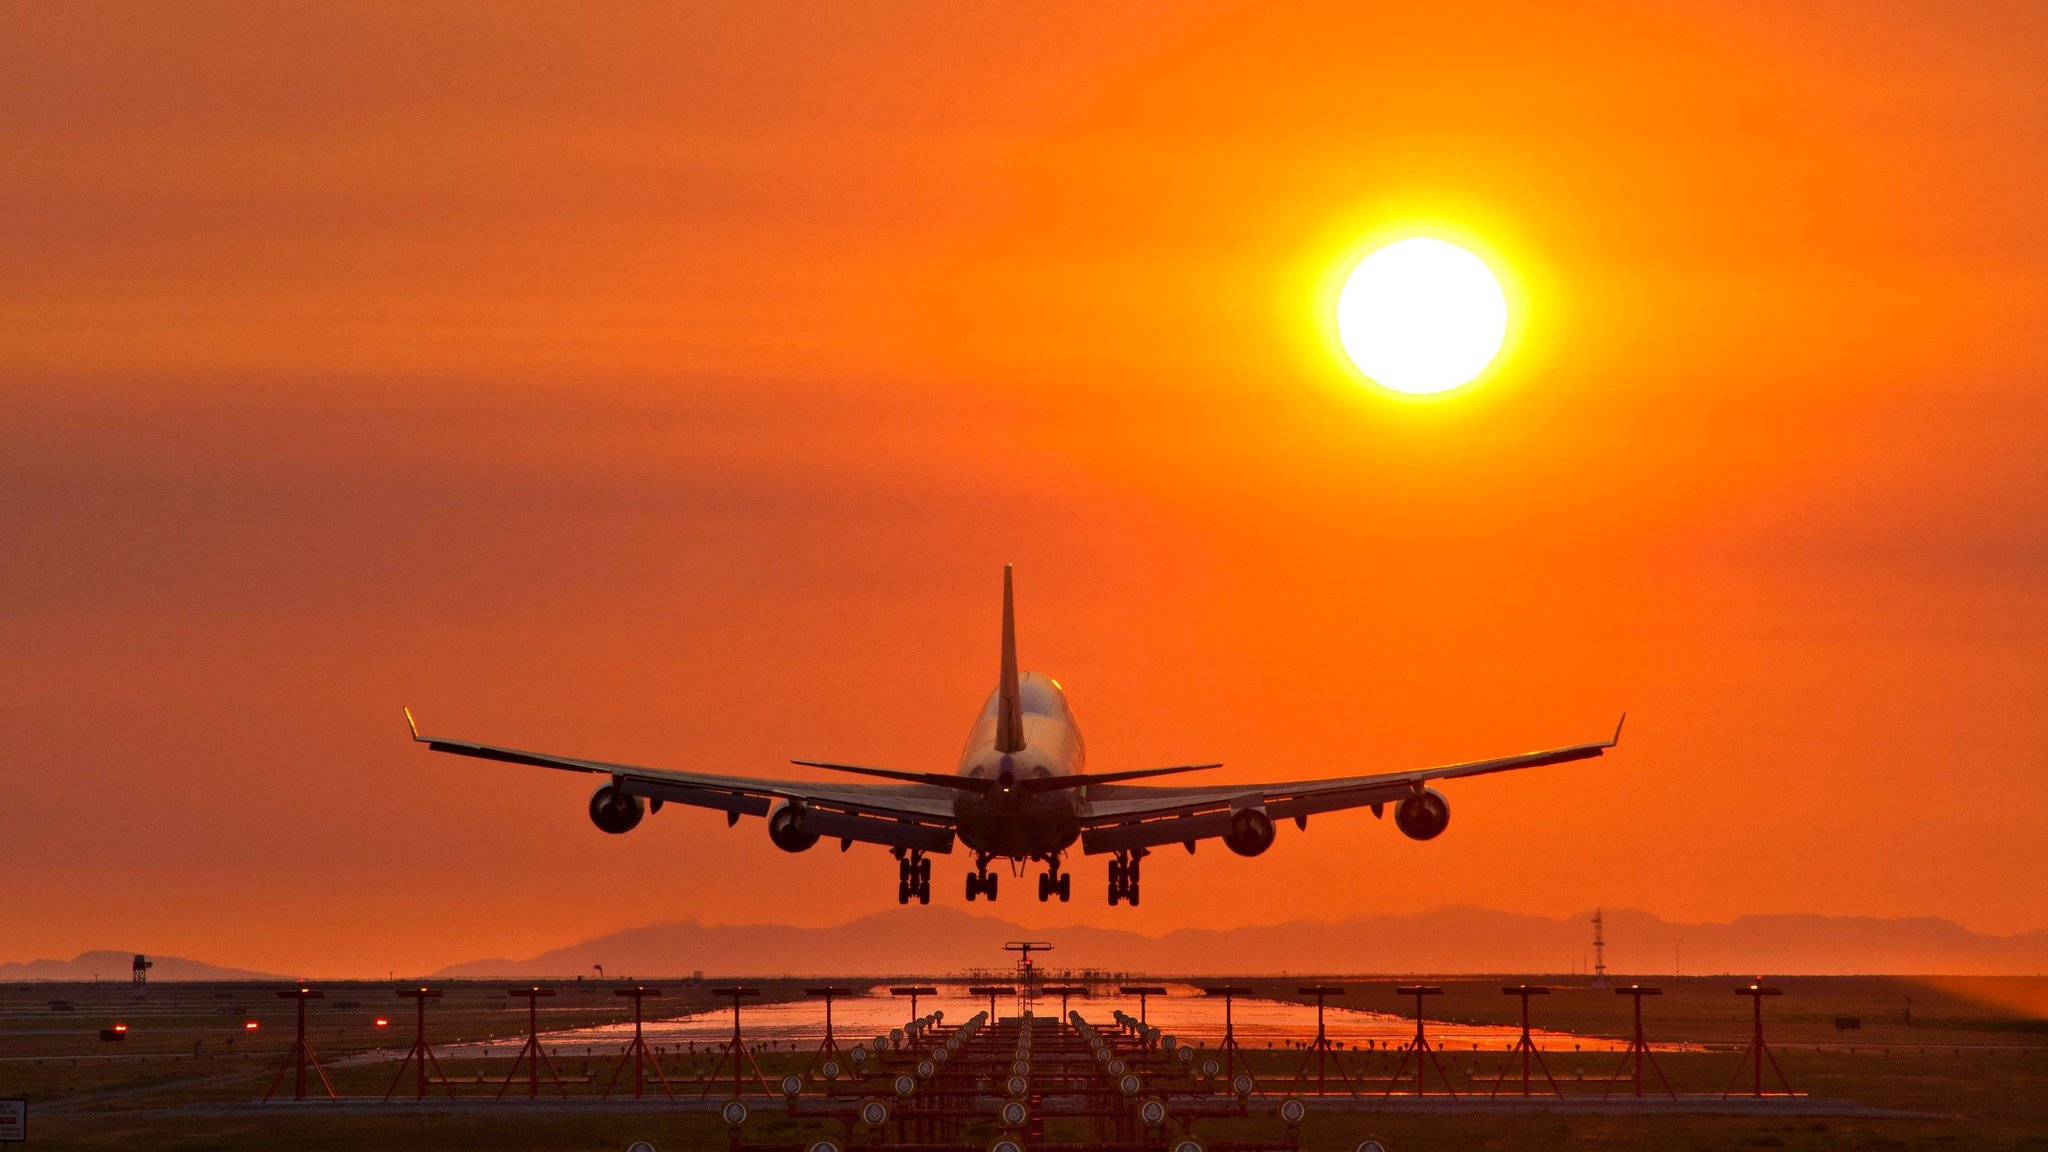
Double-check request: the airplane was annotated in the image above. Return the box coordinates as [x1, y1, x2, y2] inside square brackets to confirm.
[406, 565, 1623, 906]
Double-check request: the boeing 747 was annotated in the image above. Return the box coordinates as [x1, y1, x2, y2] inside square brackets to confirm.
[406, 566, 1622, 905]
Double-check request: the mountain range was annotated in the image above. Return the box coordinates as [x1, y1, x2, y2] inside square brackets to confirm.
[0, 949, 281, 982]
[427, 906, 2048, 979]
[12, 910, 2043, 982]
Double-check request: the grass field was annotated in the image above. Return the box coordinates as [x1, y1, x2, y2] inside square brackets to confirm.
[4, 975, 2043, 1151]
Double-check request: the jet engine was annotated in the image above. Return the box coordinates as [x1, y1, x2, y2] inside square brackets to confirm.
[1394, 788, 1450, 841]
[588, 782, 645, 834]
[1223, 807, 1276, 857]
[767, 801, 820, 853]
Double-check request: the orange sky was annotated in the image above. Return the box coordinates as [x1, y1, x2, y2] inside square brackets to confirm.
[3, 1, 2045, 977]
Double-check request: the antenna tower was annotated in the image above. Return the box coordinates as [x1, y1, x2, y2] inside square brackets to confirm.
[1590, 909, 1610, 989]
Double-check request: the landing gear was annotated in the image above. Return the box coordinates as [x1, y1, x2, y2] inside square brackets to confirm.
[965, 854, 998, 902]
[894, 848, 931, 905]
[1036, 856, 1071, 903]
[1107, 849, 1145, 906]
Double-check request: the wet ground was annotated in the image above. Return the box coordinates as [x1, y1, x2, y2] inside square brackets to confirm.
[410, 984, 1651, 1063]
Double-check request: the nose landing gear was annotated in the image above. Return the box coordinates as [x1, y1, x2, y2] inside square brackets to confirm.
[1107, 849, 1145, 906]
[893, 848, 931, 905]
[965, 854, 999, 902]
[1036, 855, 1072, 903]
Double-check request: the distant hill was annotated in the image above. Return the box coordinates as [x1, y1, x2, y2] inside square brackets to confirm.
[0, 949, 281, 982]
[22, 910, 2042, 982]
[431, 906, 2048, 979]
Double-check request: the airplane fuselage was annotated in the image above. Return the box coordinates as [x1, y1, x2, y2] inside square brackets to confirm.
[952, 671, 1086, 859]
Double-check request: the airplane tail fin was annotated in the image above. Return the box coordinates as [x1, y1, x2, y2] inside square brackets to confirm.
[996, 564, 1025, 754]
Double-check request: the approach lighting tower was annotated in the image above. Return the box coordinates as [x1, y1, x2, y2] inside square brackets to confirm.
[1005, 941, 1053, 1015]
[603, 986, 674, 1100]
[1120, 986, 1167, 1028]
[496, 987, 568, 1100]
[262, 987, 335, 1102]
[385, 987, 455, 1101]
[701, 986, 773, 1099]
[969, 985, 1016, 1024]
[1722, 983, 1796, 1099]
[1289, 985, 1357, 1096]
[803, 987, 853, 1080]
[1602, 985, 1675, 1100]
[1043, 985, 1088, 1022]
[891, 986, 938, 1028]
[1202, 986, 1259, 1091]
[1490, 985, 1563, 1099]
[1384, 986, 1455, 1098]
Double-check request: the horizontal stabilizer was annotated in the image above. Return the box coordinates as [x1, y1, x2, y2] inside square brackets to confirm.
[1020, 763, 1222, 793]
[793, 760, 995, 793]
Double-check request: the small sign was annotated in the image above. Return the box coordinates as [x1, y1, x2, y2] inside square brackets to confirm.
[0, 1099, 25, 1143]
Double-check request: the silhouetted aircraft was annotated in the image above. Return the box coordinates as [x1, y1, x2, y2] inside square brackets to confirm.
[407, 566, 1622, 906]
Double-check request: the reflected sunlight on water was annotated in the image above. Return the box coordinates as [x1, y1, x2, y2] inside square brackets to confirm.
[426, 984, 1644, 1060]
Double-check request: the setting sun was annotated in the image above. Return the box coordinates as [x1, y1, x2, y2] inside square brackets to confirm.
[1335, 237, 1508, 396]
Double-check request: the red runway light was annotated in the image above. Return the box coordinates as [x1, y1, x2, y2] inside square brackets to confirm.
[374, 1017, 390, 1027]
[112, 1023, 128, 1033]
[245, 1021, 260, 1030]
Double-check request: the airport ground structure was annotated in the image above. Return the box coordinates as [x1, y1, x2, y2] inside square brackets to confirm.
[4, 974, 2042, 1151]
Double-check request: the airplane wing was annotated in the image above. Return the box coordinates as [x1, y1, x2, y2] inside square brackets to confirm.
[1075, 716, 1625, 855]
[405, 710, 959, 853]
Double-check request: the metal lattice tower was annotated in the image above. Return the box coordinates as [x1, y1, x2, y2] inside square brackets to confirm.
[1004, 942, 1053, 1016]
[1590, 909, 1610, 989]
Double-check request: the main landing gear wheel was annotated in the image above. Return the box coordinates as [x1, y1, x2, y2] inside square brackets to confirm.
[1037, 859, 1071, 903]
[1108, 851, 1144, 906]
[966, 855, 998, 902]
[895, 850, 932, 905]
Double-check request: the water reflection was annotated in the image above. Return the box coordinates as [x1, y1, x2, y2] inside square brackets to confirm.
[430, 983, 1642, 1060]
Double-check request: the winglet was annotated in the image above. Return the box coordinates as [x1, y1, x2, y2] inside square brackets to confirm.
[404, 707, 422, 742]
[1610, 711, 1627, 746]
